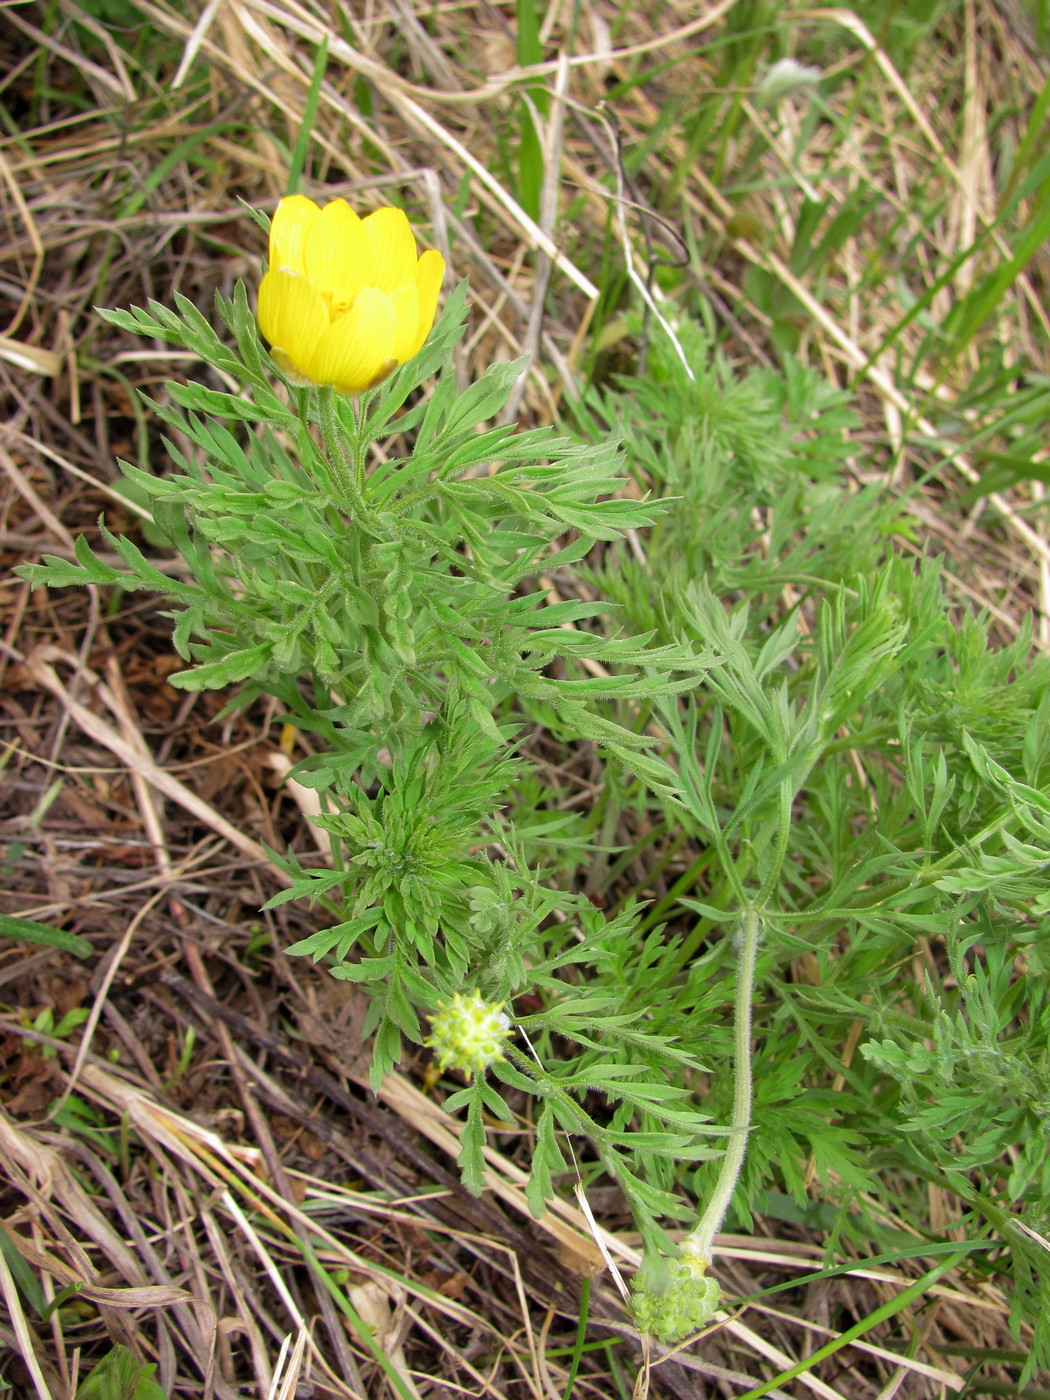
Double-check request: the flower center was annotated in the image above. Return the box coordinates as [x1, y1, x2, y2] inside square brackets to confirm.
[320, 288, 355, 322]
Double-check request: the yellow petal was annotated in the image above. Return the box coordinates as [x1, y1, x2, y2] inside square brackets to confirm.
[269, 349, 317, 387]
[389, 282, 420, 363]
[362, 207, 417, 293]
[257, 269, 328, 382]
[405, 248, 445, 358]
[309, 287, 397, 394]
[304, 199, 369, 305]
[269, 194, 319, 276]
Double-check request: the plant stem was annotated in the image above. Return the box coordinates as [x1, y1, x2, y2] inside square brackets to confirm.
[316, 386, 362, 514]
[682, 903, 760, 1266]
[349, 393, 371, 496]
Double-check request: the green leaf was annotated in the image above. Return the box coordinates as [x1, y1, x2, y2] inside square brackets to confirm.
[168, 642, 273, 690]
[458, 1079, 488, 1195]
[0, 1226, 47, 1315]
[525, 1103, 566, 1218]
[75, 1347, 167, 1400]
[0, 914, 92, 957]
[166, 381, 293, 425]
[444, 358, 527, 436]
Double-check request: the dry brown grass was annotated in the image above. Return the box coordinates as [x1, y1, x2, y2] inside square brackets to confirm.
[1, 0, 1047, 1395]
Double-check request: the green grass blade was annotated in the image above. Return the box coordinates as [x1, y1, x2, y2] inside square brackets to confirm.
[515, 0, 542, 67]
[944, 191, 1050, 351]
[514, 0, 547, 221]
[0, 1225, 47, 1316]
[287, 34, 329, 196]
[561, 1277, 591, 1400]
[0, 913, 92, 957]
[734, 1252, 969, 1400]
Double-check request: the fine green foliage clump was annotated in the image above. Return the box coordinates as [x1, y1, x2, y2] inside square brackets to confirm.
[571, 321, 1050, 1364]
[19, 282, 1050, 1373]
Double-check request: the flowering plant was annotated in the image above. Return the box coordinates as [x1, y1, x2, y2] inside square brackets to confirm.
[21, 194, 1050, 1368]
[20, 194, 724, 1291]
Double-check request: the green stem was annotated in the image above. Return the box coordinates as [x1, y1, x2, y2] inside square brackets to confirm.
[316, 386, 362, 514]
[682, 902, 760, 1266]
[599, 646, 1027, 1301]
[678, 771, 793, 1268]
[294, 388, 335, 499]
[349, 392, 373, 496]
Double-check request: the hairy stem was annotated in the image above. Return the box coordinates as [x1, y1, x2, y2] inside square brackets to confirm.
[316, 386, 362, 514]
[683, 903, 760, 1265]
[349, 393, 371, 497]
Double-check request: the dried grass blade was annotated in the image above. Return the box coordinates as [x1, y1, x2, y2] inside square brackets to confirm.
[0, 1246, 54, 1400]
[24, 650, 291, 881]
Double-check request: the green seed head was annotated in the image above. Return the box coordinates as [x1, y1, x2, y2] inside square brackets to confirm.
[629, 1249, 722, 1343]
[425, 991, 512, 1079]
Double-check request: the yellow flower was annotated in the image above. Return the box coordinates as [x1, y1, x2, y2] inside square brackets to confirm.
[257, 195, 445, 395]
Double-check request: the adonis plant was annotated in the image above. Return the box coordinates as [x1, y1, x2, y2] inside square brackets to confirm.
[19, 195, 1050, 1367]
